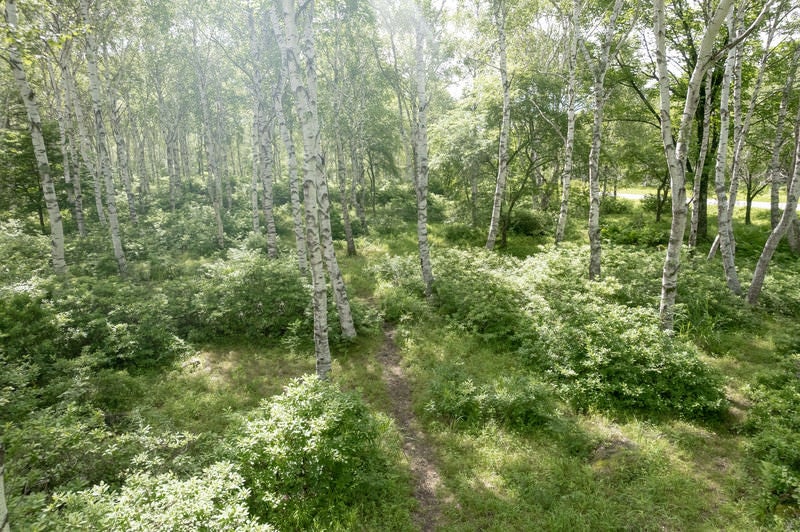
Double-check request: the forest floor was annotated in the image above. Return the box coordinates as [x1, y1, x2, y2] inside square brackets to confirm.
[377, 323, 449, 531]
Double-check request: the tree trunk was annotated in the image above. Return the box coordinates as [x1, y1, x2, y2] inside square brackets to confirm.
[1, 442, 9, 532]
[747, 117, 800, 305]
[192, 25, 225, 249]
[273, 79, 308, 273]
[768, 45, 800, 229]
[110, 92, 138, 224]
[250, 120, 261, 233]
[689, 72, 713, 248]
[336, 136, 356, 256]
[414, 16, 435, 297]
[62, 57, 105, 226]
[7, 0, 67, 275]
[486, 0, 510, 251]
[273, 0, 333, 377]
[350, 139, 368, 232]
[556, 0, 579, 245]
[49, 52, 86, 237]
[708, 11, 742, 296]
[654, 0, 734, 331]
[588, 78, 604, 280]
[81, 0, 127, 275]
[256, 106, 278, 258]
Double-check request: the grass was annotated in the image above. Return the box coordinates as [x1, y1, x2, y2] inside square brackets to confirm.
[5, 188, 800, 530]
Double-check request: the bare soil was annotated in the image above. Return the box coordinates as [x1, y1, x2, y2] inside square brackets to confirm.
[377, 325, 447, 532]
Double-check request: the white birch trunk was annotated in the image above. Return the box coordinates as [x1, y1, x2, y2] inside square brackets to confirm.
[81, 0, 127, 275]
[709, 11, 742, 295]
[110, 92, 138, 224]
[274, 0, 332, 377]
[555, 0, 580, 245]
[747, 113, 800, 305]
[62, 58, 105, 226]
[336, 135, 356, 256]
[768, 45, 800, 229]
[297, 13, 356, 339]
[688, 72, 713, 249]
[486, 0, 510, 251]
[250, 119, 261, 233]
[654, 0, 734, 331]
[414, 16, 435, 296]
[48, 53, 86, 237]
[256, 106, 279, 258]
[192, 25, 225, 249]
[273, 80, 308, 273]
[1, 442, 9, 532]
[351, 139, 368, 231]
[6, 0, 67, 275]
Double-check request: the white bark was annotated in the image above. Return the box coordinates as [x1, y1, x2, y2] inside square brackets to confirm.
[274, 0, 332, 377]
[297, 12, 356, 339]
[256, 106, 278, 258]
[709, 9, 742, 295]
[62, 57, 105, 226]
[414, 15, 435, 297]
[688, 72, 713, 249]
[768, 45, 800, 229]
[81, 0, 127, 274]
[486, 0, 510, 251]
[192, 24, 225, 249]
[273, 79, 308, 273]
[654, 0, 734, 331]
[555, 0, 580, 245]
[48, 52, 86, 237]
[748, 109, 800, 305]
[110, 92, 138, 224]
[5, 0, 67, 275]
[1, 442, 9, 532]
[336, 136, 356, 256]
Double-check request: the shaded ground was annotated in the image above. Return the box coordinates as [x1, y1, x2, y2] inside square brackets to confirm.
[377, 325, 448, 532]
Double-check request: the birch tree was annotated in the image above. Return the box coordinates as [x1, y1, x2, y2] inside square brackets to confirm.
[709, 7, 741, 295]
[580, 0, 627, 280]
[486, 0, 510, 250]
[271, 0, 334, 377]
[80, 0, 127, 274]
[555, 0, 579, 245]
[747, 104, 800, 305]
[413, 7, 435, 296]
[5, 0, 67, 275]
[653, 0, 732, 330]
[1, 442, 8, 532]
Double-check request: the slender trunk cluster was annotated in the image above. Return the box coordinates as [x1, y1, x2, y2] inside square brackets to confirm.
[110, 92, 138, 224]
[413, 16, 435, 297]
[486, 0, 510, 251]
[688, 72, 713, 249]
[709, 8, 742, 295]
[768, 45, 800, 229]
[555, 0, 580, 245]
[81, 0, 127, 275]
[654, 0, 734, 331]
[5, 0, 67, 275]
[748, 105, 800, 305]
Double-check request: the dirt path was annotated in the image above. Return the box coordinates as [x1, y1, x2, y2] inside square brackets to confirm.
[377, 325, 447, 532]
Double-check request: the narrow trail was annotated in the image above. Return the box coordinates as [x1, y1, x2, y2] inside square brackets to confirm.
[377, 324, 447, 532]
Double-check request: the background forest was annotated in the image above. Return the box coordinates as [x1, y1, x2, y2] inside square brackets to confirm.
[2, 0, 800, 529]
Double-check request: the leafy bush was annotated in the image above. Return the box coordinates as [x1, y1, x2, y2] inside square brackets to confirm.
[600, 196, 634, 215]
[431, 249, 524, 342]
[425, 367, 555, 430]
[0, 220, 51, 283]
[641, 193, 671, 215]
[192, 250, 308, 340]
[524, 296, 726, 417]
[233, 377, 398, 529]
[441, 222, 483, 246]
[603, 219, 669, 247]
[745, 354, 800, 517]
[41, 462, 272, 531]
[509, 209, 552, 237]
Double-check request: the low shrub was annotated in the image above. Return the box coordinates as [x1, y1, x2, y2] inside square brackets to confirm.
[233, 377, 401, 529]
[425, 367, 555, 430]
[745, 354, 800, 518]
[509, 209, 553, 237]
[192, 250, 308, 340]
[600, 196, 634, 215]
[40, 462, 271, 531]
